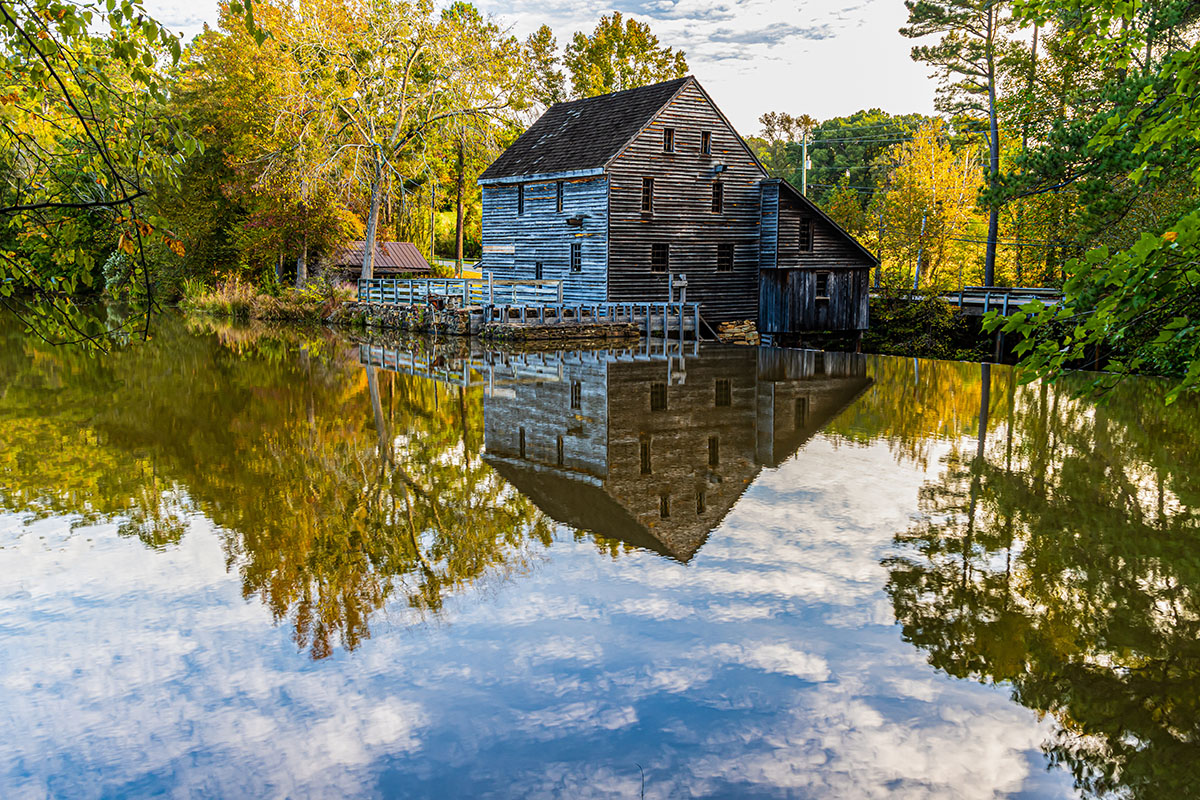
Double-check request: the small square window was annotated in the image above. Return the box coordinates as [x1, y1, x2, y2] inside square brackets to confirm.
[711, 181, 723, 214]
[640, 436, 652, 475]
[642, 177, 654, 213]
[517, 184, 525, 216]
[708, 436, 720, 468]
[696, 489, 706, 514]
[701, 131, 712, 155]
[663, 128, 675, 153]
[714, 379, 731, 407]
[650, 382, 667, 411]
[570, 380, 582, 410]
[798, 217, 813, 251]
[815, 271, 830, 299]
[659, 493, 671, 519]
[571, 242, 582, 272]
[556, 181, 564, 213]
[651, 242, 669, 273]
[717, 242, 734, 273]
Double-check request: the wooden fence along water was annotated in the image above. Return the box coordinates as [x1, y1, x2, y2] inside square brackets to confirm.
[356, 276, 703, 340]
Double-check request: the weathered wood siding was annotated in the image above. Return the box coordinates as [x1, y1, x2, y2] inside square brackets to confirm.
[606, 82, 766, 324]
[480, 176, 608, 303]
[759, 267, 870, 332]
[758, 182, 873, 332]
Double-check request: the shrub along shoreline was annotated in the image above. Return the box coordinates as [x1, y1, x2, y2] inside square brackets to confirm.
[181, 275, 351, 324]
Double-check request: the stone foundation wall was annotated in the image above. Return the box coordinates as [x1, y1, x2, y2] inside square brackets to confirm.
[333, 301, 477, 336]
[480, 321, 640, 343]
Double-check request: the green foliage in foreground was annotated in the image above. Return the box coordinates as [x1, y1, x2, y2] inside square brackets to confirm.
[989, 0, 1200, 401]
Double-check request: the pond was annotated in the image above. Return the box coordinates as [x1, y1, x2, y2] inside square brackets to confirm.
[1, 313, 1197, 799]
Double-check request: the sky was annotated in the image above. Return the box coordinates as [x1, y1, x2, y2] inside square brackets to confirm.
[143, 0, 939, 135]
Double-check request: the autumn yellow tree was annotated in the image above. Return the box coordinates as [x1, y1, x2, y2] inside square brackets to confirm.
[872, 121, 985, 292]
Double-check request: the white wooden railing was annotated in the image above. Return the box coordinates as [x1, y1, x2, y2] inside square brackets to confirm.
[357, 276, 563, 307]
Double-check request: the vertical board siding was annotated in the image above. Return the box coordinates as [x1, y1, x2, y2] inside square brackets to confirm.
[758, 183, 873, 332]
[606, 83, 765, 324]
[480, 176, 609, 303]
[758, 182, 780, 271]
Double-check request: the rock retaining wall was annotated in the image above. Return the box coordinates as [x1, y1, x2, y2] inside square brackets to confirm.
[333, 301, 477, 336]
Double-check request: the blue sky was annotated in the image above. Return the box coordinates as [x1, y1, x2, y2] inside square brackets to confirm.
[146, 0, 938, 134]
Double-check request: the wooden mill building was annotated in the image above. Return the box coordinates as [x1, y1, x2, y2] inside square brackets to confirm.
[478, 76, 877, 335]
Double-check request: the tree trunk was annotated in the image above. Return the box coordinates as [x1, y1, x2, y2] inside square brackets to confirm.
[361, 153, 385, 281]
[455, 140, 465, 275]
[295, 230, 308, 290]
[276, 251, 284, 284]
[985, 72, 1000, 286]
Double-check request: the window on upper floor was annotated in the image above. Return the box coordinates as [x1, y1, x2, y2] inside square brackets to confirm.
[651, 242, 669, 273]
[517, 184, 525, 216]
[711, 181, 724, 214]
[570, 242, 582, 272]
[642, 177, 654, 213]
[717, 242, 734, 273]
[663, 127, 675, 153]
[556, 181, 564, 213]
[701, 131, 712, 155]
[535, 261, 544, 280]
[798, 217, 813, 251]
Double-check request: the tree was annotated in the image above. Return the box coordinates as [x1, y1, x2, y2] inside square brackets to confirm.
[0, 0, 193, 345]
[523, 24, 565, 109]
[279, 0, 522, 280]
[902, 0, 1016, 286]
[993, 0, 1200, 400]
[563, 12, 688, 98]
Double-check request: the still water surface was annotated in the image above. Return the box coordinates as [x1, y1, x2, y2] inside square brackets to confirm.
[1, 315, 1197, 799]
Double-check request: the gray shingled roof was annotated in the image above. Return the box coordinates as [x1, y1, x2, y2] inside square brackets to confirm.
[479, 77, 691, 182]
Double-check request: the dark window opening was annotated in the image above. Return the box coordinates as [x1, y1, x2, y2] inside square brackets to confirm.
[570, 380, 582, 410]
[640, 436, 652, 475]
[795, 396, 809, 429]
[517, 184, 525, 216]
[717, 242, 734, 273]
[650, 382, 667, 411]
[660, 494, 671, 519]
[557, 435, 564, 466]
[663, 127, 675, 153]
[556, 181, 564, 213]
[701, 131, 712, 155]
[814, 353, 826, 375]
[651, 242, 669, 273]
[641, 178, 654, 213]
[815, 271, 830, 299]
[571, 242, 582, 272]
[708, 435, 720, 468]
[696, 489, 706, 514]
[535, 261, 544, 280]
[711, 181, 724, 213]
[715, 379, 731, 407]
[798, 217, 813, 251]
[519, 427, 526, 459]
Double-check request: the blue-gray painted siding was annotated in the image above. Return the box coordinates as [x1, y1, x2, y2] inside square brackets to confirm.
[480, 176, 609, 304]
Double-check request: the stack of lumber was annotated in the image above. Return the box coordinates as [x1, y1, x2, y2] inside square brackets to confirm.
[716, 320, 760, 346]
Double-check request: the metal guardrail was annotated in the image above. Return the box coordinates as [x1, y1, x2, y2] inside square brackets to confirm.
[357, 276, 563, 307]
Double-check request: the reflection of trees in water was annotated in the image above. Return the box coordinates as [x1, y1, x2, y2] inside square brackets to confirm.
[0, 316, 552, 659]
[886, 366, 1200, 798]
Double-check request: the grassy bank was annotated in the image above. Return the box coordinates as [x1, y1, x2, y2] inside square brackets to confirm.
[180, 275, 351, 323]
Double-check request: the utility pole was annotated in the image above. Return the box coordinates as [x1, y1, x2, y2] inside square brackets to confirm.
[801, 131, 809, 196]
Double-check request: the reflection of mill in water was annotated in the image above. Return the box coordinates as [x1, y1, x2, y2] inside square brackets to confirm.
[360, 340, 872, 562]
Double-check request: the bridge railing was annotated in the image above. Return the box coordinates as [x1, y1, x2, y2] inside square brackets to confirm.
[357, 276, 563, 307]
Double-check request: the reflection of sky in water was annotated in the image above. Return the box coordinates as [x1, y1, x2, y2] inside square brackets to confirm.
[0, 435, 1076, 799]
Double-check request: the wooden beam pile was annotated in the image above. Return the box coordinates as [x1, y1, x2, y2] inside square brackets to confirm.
[715, 320, 760, 346]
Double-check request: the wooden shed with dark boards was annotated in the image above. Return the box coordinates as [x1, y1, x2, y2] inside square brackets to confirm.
[478, 76, 877, 331]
